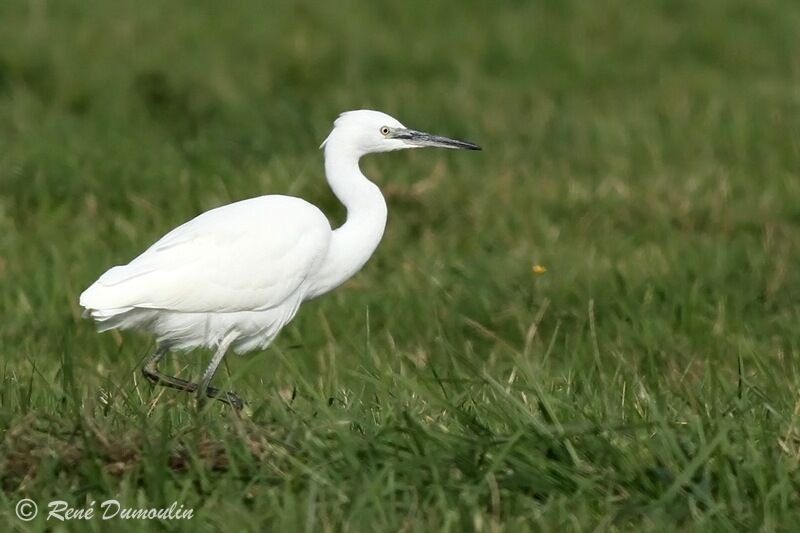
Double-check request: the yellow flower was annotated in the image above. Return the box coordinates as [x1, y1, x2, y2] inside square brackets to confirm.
[532, 264, 547, 275]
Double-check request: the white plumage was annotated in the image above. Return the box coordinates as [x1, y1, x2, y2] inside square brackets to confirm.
[80, 109, 480, 407]
[81, 196, 330, 352]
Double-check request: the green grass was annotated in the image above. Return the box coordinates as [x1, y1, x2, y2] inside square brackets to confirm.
[1, 0, 800, 530]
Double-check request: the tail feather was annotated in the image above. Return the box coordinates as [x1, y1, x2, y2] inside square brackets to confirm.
[80, 277, 139, 312]
[81, 261, 167, 335]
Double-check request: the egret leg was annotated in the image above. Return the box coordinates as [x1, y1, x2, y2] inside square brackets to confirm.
[197, 332, 242, 409]
[142, 345, 196, 392]
[141, 342, 243, 409]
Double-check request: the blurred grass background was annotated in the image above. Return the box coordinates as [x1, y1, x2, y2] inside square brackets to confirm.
[1, 0, 800, 530]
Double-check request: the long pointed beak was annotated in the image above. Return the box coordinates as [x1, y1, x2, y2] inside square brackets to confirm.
[393, 128, 481, 150]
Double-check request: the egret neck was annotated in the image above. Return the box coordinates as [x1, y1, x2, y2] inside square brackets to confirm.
[310, 131, 388, 297]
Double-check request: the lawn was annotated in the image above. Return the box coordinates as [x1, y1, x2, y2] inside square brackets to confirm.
[1, 0, 800, 530]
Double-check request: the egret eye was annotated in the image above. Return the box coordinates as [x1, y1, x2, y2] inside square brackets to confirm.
[380, 126, 390, 136]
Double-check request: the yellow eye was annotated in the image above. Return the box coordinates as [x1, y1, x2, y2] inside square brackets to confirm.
[380, 126, 390, 136]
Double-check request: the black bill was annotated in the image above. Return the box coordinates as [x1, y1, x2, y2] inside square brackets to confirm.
[393, 129, 481, 150]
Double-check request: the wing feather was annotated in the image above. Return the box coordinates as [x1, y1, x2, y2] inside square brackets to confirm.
[80, 196, 331, 313]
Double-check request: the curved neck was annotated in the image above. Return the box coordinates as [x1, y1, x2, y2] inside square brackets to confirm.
[309, 133, 388, 297]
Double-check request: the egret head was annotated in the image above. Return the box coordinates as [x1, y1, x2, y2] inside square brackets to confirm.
[322, 110, 481, 157]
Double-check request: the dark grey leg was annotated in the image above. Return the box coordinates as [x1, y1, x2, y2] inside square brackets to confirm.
[142, 342, 243, 409]
[142, 345, 196, 392]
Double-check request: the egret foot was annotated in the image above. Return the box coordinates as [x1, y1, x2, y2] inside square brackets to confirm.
[197, 386, 244, 410]
[142, 345, 243, 409]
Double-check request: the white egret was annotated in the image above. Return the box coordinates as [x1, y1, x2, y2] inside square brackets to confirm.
[80, 110, 480, 408]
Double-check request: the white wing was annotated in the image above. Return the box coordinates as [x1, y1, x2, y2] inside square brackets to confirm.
[80, 195, 331, 313]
